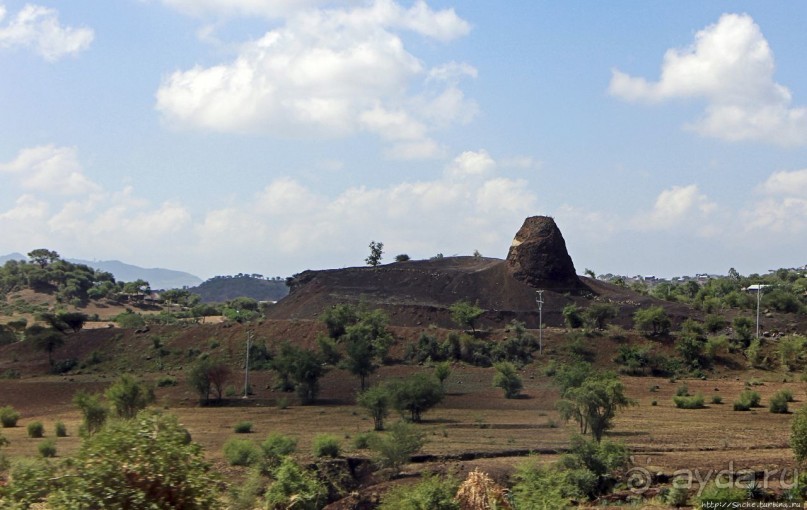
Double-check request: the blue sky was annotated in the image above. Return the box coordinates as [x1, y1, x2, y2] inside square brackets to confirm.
[1, 1, 806, 280]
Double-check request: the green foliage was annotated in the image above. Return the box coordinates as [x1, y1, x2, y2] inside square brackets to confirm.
[492, 361, 523, 398]
[394, 253, 410, 262]
[449, 300, 484, 333]
[114, 310, 146, 329]
[234, 421, 253, 433]
[1, 457, 58, 507]
[673, 394, 705, 409]
[369, 421, 426, 475]
[29, 327, 65, 366]
[734, 390, 761, 411]
[264, 457, 327, 510]
[583, 302, 618, 330]
[434, 361, 451, 387]
[188, 357, 231, 404]
[563, 304, 584, 329]
[312, 434, 341, 458]
[511, 459, 579, 509]
[38, 438, 57, 458]
[746, 338, 764, 368]
[556, 370, 634, 441]
[613, 344, 653, 375]
[0, 406, 20, 427]
[320, 303, 360, 339]
[366, 240, 384, 266]
[379, 473, 459, 510]
[290, 348, 326, 404]
[770, 390, 790, 414]
[388, 373, 445, 423]
[27, 421, 44, 438]
[704, 314, 728, 333]
[778, 335, 807, 371]
[633, 306, 671, 335]
[0, 324, 17, 345]
[55, 421, 67, 437]
[57, 311, 89, 333]
[48, 411, 221, 509]
[261, 433, 297, 467]
[557, 435, 630, 497]
[156, 375, 178, 387]
[357, 384, 391, 431]
[792, 405, 807, 464]
[733, 317, 755, 347]
[317, 335, 341, 365]
[676, 333, 709, 369]
[105, 374, 155, 419]
[696, 480, 748, 506]
[223, 437, 262, 466]
[73, 391, 108, 436]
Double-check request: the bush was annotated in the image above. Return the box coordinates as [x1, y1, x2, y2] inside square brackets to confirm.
[511, 459, 580, 509]
[73, 391, 108, 436]
[357, 384, 391, 431]
[234, 421, 253, 434]
[38, 438, 57, 458]
[0, 406, 20, 427]
[388, 373, 444, 423]
[27, 421, 44, 438]
[312, 434, 341, 458]
[369, 421, 425, 475]
[55, 421, 67, 437]
[739, 390, 761, 407]
[1, 458, 57, 507]
[379, 473, 460, 510]
[492, 361, 523, 398]
[770, 391, 790, 414]
[264, 457, 327, 510]
[261, 433, 297, 467]
[676, 383, 689, 397]
[105, 374, 155, 419]
[156, 376, 178, 387]
[711, 395, 723, 405]
[792, 406, 807, 464]
[352, 432, 372, 450]
[47, 411, 221, 509]
[673, 394, 705, 409]
[223, 437, 262, 466]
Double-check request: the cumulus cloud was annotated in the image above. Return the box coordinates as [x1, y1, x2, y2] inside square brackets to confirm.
[156, 0, 475, 159]
[743, 168, 807, 234]
[632, 184, 716, 232]
[609, 13, 807, 145]
[0, 145, 101, 195]
[0, 3, 93, 61]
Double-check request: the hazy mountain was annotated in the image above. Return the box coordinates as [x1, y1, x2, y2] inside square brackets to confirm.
[0, 253, 26, 264]
[68, 259, 203, 290]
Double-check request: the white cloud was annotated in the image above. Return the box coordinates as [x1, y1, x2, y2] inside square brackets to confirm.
[156, 0, 475, 158]
[157, 0, 338, 19]
[758, 168, 807, 197]
[632, 184, 716, 231]
[446, 149, 495, 179]
[744, 168, 807, 234]
[609, 13, 807, 145]
[0, 145, 100, 195]
[0, 4, 93, 61]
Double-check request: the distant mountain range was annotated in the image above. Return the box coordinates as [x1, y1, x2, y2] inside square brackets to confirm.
[0, 252, 202, 290]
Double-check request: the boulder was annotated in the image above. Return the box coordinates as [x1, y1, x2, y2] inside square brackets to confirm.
[506, 216, 580, 288]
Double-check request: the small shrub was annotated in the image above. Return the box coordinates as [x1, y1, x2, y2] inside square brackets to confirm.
[312, 434, 340, 458]
[675, 383, 689, 397]
[673, 394, 705, 409]
[352, 432, 372, 450]
[711, 395, 723, 405]
[492, 361, 523, 398]
[276, 396, 289, 410]
[38, 438, 57, 458]
[261, 433, 297, 467]
[379, 473, 460, 510]
[234, 421, 253, 434]
[223, 437, 261, 466]
[264, 457, 327, 510]
[739, 390, 761, 408]
[780, 388, 795, 402]
[156, 376, 177, 387]
[0, 406, 20, 427]
[770, 391, 790, 414]
[733, 400, 751, 411]
[369, 421, 425, 475]
[27, 421, 44, 438]
[651, 400, 657, 406]
[55, 421, 67, 437]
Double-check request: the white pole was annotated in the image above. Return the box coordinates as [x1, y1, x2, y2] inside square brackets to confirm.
[243, 331, 252, 398]
[536, 290, 544, 355]
[755, 286, 761, 340]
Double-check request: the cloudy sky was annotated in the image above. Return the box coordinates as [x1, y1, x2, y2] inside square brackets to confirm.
[1, 1, 806, 280]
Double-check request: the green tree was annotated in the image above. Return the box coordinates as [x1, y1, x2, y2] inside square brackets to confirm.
[320, 303, 359, 339]
[366, 240, 384, 266]
[105, 375, 155, 419]
[394, 254, 410, 262]
[449, 300, 484, 334]
[290, 348, 326, 404]
[343, 330, 377, 391]
[434, 361, 451, 388]
[188, 358, 215, 404]
[633, 306, 671, 336]
[583, 303, 618, 330]
[792, 405, 807, 465]
[30, 328, 65, 367]
[57, 311, 88, 333]
[492, 361, 523, 398]
[48, 411, 221, 509]
[27, 248, 60, 268]
[369, 420, 426, 476]
[73, 391, 108, 436]
[264, 457, 327, 510]
[563, 304, 584, 329]
[357, 384, 391, 431]
[556, 371, 634, 442]
[388, 373, 444, 423]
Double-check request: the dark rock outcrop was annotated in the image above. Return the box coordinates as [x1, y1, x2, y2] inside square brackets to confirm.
[505, 216, 579, 288]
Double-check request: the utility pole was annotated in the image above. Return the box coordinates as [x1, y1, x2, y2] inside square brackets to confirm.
[243, 330, 253, 399]
[536, 290, 544, 355]
[755, 285, 762, 341]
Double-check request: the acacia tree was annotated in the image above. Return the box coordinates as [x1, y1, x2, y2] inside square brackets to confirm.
[357, 384, 390, 431]
[30, 329, 65, 367]
[27, 249, 60, 268]
[188, 358, 230, 405]
[449, 300, 484, 334]
[105, 375, 155, 419]
[556, 371, 634, 442]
